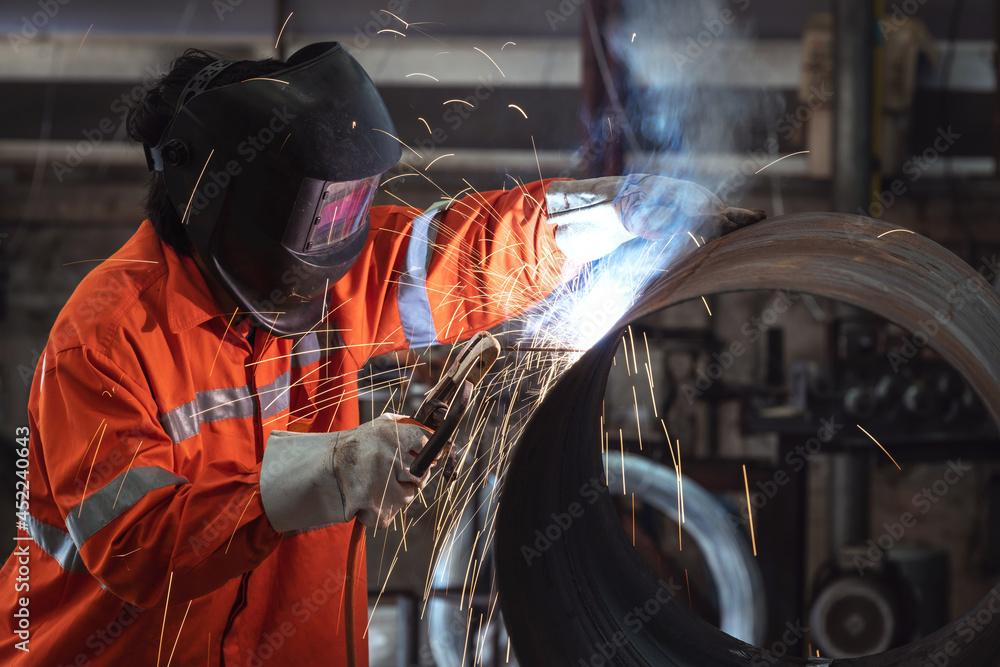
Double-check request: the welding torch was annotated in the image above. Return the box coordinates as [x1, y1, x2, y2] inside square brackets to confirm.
[409, 331, 501, 477]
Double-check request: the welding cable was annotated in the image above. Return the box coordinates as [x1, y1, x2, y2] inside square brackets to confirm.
[344, 520, 364, 667]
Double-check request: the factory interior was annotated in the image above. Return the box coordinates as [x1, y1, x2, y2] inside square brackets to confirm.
[2, 0, 1000, 665]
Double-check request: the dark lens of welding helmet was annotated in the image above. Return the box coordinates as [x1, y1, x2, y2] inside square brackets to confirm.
[283, 174, 379, 256]
[301, 174, 379, 253]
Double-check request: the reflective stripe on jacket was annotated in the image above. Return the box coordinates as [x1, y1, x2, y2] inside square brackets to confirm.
[0, 178, 566, 666]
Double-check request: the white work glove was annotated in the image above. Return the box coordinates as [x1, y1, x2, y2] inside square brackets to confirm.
[259, 414, 433, 531]
[545, 174, 767, 262]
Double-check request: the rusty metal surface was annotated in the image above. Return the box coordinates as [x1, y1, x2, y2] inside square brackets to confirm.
[495, 213, 1000, 666]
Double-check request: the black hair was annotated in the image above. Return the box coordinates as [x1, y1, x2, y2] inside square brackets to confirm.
[126, 49, 287, 256]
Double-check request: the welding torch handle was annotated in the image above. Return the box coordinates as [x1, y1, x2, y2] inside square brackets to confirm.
[409, 404, 463, 478]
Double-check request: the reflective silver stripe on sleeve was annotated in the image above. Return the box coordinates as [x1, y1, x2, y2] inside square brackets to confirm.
[398, 202, 448, 349]
[65, 466, 188, 548]
[258, 371, 291, 419]
[290, 332, 321, 368]
[25, 513, 88, 574]
[160, 385, 255, 444]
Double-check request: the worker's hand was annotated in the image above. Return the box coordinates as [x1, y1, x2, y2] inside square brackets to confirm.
[545, 174, 766, 262]
[259, 414, 433, 533]
[614, 174, 767, 241]
[334, 414, 432, 528]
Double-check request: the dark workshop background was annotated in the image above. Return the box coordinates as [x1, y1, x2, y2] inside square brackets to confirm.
[1, 0, 999, 664]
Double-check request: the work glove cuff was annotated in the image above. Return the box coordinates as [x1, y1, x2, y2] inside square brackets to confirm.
[259, 430, 347, 533]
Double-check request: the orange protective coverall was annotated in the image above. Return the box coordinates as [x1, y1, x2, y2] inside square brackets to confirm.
[0, 179, 566, 666]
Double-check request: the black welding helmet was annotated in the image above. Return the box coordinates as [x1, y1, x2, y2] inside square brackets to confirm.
[146, 42, 401, 337]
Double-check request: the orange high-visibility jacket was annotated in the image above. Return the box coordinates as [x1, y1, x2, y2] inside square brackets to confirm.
[0, 179, 566, 666]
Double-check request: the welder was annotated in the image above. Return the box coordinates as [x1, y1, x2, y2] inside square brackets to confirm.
[0, 41, 763, 665]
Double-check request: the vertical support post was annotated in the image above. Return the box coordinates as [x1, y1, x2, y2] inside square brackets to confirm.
[833, 0, 876, 213]
[396, 595, 418, 667]
[581, 0, 626, 178]
[829, 451, 872, 556]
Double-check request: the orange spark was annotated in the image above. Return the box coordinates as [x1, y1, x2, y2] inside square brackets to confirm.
[240, 77, 289, 85]
[754, 150, 810, 175]
[473, 46, 505, 77]
[224, 491, 259, 554]
[406, 72, 439, 82]
[63, 258, 158, 266]
[425, 153, 455, 170]
[180, 149, 216, 226]
[677, 440, 685, 524]
[380, 9, 410, 28]
[631, 493, 636, 546]
[275, 12, 293, 49]
[373, 128, 424, 158]
[857, 425, 902, 470]
[156, 571, 174, 667]
[75, 24, 93, 60]
[209, 308, 240, 377]
[165, 599, 193, 667]
[79, 421, 108, 517]
[113, 441, 143, 509]
[508, 104, 528, 119]
[877, 229, 915, 239]
[742, 464, 757, 556]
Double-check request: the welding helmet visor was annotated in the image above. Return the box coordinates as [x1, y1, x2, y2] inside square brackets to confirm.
[149, 41, 401, 337]
[285, 174, 380, 255]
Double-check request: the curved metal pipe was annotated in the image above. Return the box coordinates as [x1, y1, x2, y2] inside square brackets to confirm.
[430, 456, 767, 666]
[495, 213, 1000, 666]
